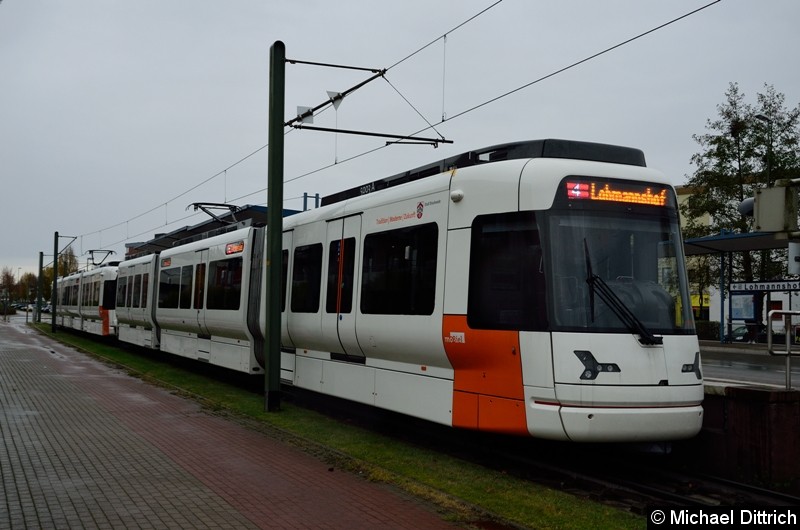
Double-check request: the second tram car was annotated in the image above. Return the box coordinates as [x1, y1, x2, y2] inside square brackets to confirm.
[96, 139, 704, 442]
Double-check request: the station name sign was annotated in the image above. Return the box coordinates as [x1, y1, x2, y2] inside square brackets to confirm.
[731, 280, 800, 292]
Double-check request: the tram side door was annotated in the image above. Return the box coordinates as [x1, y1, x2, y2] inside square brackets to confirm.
[322, 215, 364, 359]
[195, 248, 211, 338]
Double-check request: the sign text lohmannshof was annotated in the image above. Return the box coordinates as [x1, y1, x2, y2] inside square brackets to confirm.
[730, 280, 800, 292]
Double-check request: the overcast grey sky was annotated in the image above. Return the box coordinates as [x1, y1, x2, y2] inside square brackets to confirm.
[1, 0, 798, 277]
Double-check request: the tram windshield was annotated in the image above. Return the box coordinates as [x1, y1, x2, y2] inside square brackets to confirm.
[543, 182, 695, 337]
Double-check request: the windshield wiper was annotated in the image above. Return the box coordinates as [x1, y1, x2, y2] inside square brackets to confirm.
[583, 239, 596, 322]
[583, 239, 662, 346]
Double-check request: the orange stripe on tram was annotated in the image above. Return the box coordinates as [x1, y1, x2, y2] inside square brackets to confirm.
[100, 306, 109, 336]
[442, 315, 527, 435]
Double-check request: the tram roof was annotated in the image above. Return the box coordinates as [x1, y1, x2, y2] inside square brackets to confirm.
[124, 204, 299, 259]
[683, 231, 790, 256]
[321, 139, 647, 206]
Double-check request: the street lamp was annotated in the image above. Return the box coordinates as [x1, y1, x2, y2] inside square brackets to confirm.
[755, 113, 772, 187]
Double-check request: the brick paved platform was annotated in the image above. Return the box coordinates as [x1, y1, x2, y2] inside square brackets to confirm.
[0, 317, 458, 529]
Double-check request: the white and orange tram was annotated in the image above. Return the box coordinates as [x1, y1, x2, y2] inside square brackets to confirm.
[56, 265, 118, 337]
[109, 139, 703, 442]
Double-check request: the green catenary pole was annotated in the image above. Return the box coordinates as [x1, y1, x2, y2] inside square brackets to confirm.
[52, 231, 58, 333]
[265, 40, 285, 412]
[37, 251, 43, 323]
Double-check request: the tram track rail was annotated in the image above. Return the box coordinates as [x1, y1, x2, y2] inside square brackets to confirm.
[285, 386, 800, 514]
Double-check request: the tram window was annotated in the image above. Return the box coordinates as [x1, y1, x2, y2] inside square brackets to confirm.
[194, 263, 205, 310]
[158, 267, 181, 308]
[361, 223, 438, 315]
[281, 249, 288, 312]
[126, 276, 134, 308]
[207, 257, 243, 310]
[103, 279, 117, 309]
[132, 274, 142, 308]
[116, 277, 128, 307]
[326, 238, 355, 314]
[179, 266, 193, 309]
[291, 243, 323, 313]
[468, 211, 546, 330]
[86, 282, 95, 306]
[141, 273, 149, 308]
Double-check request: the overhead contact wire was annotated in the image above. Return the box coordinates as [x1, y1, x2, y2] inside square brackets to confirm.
[285, 0, 723, 190]
[79, 0, 719, 249]
[77, 2, 503, 245]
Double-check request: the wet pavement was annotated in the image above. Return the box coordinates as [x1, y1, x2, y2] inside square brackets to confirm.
[0, 317, 458, 529]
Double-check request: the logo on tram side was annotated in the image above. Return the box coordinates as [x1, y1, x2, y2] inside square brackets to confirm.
[444, 331, 466, 344]
[375, 199, 440, 226]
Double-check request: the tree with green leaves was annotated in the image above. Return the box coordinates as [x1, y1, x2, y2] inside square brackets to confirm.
[39, 266, 54, 301]
[58, 246, 80, 276]
[680, 82, 800, 328]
